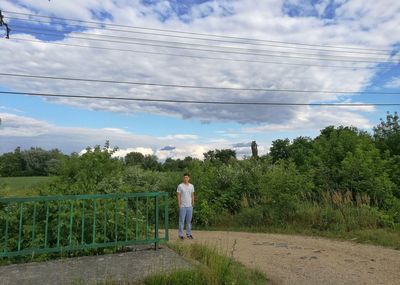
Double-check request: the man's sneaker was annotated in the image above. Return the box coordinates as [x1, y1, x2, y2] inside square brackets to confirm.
[186, 235, 194, 239]
[179, 236, 184, 240]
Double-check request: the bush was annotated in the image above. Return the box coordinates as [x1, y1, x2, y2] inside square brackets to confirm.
[236, 207, 264, 227]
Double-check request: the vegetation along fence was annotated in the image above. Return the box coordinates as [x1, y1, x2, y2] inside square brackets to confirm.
[0, 192, 169, 258]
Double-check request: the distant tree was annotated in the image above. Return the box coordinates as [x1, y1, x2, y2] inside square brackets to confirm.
[374, 111, 400, 156]
[251, 141, 258, 158]
[269, 138, 290, 163]
[204, 149, 236, 164]
[0, 147, 26, 176]
[373, 112, 400, 194]
[142, 154, 160, 171]
[53, 143, 123, 194]
[288, 136, 313, 170]
[203, 150, 216, 162]
[125, 152, 145, 166]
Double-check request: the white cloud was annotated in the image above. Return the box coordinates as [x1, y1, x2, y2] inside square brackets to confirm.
[112, 147, 154, 158]
[385, 77, 400, 88]
[0, 112, 263, 160]
[0, 112, 52, 136]
[158, 134, 199, 140]
[0, 0, 398, 127]
[244, 106, 374, 133]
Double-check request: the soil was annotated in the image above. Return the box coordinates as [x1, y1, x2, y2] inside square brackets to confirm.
[182, 230, 400, 285]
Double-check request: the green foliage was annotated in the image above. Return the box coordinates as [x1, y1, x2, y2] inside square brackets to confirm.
[0, 147, 64, 177]
[2, 114, 400, 250]
[44, 144, 124, 195]
[374, 111, 400, 156]
[203, 149, 236, 164]
[148, 243, 267, 285]
[260, 161, 313, 224]
[124, 152, 145, 166]
[269, 138, 290, 163]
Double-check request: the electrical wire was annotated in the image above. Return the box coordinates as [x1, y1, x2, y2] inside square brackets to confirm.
[9, 27, 393, 64]
[1, 72, 399, 94]
[5, 16, 391, 57]
[5, 37, 387, 70]
[3, 10, 393, 53]
[9, 24, 392, 62]
[1, 91, 398, 106]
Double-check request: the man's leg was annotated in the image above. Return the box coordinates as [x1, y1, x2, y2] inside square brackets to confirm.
[178, 207, 186, 237]
[185, 207, 193, 236]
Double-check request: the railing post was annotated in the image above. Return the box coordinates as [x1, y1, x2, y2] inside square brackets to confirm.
[57, 202, 61, 248]
[164, 193, 169, 241]
[146, 197, 149, 240]
[81, 200, 85, 245]
[92, 199, 97, 244]
[3, 205, 9, 255]
[32, 203, 36, 248]
[124, 198, 128, 242]
[114, 199, 118, 243]
[44, 202, 50, 248]
[135, 197, 139, 240]
[154, 195, 159, 250]
[18, 204, 23, 251]
[103, 199, 107, 243]
[69, 202, 74, 246]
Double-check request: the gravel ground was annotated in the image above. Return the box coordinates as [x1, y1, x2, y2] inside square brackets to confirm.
[0, 246, 193, 285]
[2, 230, 399, 285]
[181, 230, 400, 285]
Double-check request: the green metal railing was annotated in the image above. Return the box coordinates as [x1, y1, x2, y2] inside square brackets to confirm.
[0, 192, 169, 258]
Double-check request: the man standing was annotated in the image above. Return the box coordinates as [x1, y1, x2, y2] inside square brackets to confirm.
[177, 173, 195, 240]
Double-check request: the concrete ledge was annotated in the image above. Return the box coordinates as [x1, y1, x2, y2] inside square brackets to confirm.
[0, 246, 193, 285]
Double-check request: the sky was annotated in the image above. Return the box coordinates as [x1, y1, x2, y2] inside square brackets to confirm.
[0, 0, 399, 160]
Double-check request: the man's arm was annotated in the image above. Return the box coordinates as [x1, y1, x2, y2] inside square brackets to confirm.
[177, 192, 181, 208]
[191, 192, 195, 207]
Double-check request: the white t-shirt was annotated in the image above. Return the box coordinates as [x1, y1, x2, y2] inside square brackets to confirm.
[177, 183, 195, 207]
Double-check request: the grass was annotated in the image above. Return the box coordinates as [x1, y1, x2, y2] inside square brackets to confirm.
[0, 176, 54, 197]
[144, 242, 267, 285]
[71, 243, 267, 285]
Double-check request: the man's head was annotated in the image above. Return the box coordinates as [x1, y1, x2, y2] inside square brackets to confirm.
[183, 173, 190, 184]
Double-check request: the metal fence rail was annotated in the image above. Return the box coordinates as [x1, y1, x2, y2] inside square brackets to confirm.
[0, 192, 169, 258]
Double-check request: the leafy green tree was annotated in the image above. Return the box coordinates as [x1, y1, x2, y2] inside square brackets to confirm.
[125, 152, 144, 166]
[269, 138, 290, 163]
[288, 136, 313, 171]
[47, 144, 124, 194]
[261, 161, 313, 224]
[340, 146, 395, 207]
[0, 147, 26, 176]
[374, 111, 400, 156]
[310, 126, 373, 194]
[203, 149, 236, 164]
[142, 154, 160, 171]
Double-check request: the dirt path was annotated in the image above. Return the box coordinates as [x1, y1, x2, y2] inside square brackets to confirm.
[182, 230, 400, 285]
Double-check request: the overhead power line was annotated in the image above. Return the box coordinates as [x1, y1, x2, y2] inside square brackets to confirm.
[3, 10, 393, 53]
[10, 27, 393, 64]
[6, 37, 387, 70]
[5, 16, 391, 56]
[10, 25, 393, 62]
[1, 91, 399, 106]
[1, 73, 399, 95]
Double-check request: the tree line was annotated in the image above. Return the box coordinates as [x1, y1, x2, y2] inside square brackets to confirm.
[1, 112, 399, 230]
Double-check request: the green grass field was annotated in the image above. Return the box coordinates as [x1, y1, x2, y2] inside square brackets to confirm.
[0, 176, 55, 197]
